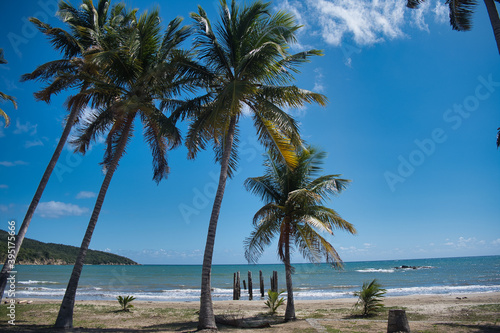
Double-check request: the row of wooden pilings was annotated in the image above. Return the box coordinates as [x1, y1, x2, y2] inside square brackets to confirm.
[232, 270, 278, 300]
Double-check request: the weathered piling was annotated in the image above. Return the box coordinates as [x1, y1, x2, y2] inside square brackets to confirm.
[233, 272, 241, 300]
[259, 270, 264, 297]
[243, 280, 247, 290]
[237, 271, 241, 299]
[248, 271, 253, 300]
[270, 271, 278, 292]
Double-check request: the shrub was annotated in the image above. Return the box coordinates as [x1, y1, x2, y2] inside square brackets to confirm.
[265, 290, 285, 315]
[354, 279, 386, 316]
[117, 295, 136, 312]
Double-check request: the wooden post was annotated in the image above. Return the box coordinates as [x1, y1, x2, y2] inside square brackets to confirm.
[387, 309, 410, 333]
[248, 271, 253, 301]
[272, 271, 278, 292]
[259, 270, 264, 297]
[233, 272, 237, 300]
[243, 279, 247, 290]
[236, 271, 241, 300]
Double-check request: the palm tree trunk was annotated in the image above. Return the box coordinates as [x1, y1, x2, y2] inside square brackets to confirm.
[0, 107, 79, 301]
[198, 115, 237, 331]
[484, 0, 500, 54]
[284, 225, 296, 321]
[54, 115, 134, 329]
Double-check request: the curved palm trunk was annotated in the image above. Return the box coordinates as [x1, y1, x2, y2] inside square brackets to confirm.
[484, 0, 500, 54]
[54, 115, 134, 329]
[284, 225, 296, 321]
[0, 107, 79, 301]
[198, 116, 237, 331]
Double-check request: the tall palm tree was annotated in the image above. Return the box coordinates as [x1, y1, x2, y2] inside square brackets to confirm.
[244, 146, 356, 321]
[54, 9, 190, 329]
[175, 0, 327, 329]
[0, 49, 17, 127]
[406, 0, 500, 54]
[0, 0, 115, 301]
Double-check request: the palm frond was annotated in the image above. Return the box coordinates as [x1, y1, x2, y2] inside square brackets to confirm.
[448, 0, 478, 31]
[406, 0, 426, 8]
[252, 112, 298, 169]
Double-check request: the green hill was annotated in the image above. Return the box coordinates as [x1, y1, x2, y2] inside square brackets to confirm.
[0, 230, 138, 265]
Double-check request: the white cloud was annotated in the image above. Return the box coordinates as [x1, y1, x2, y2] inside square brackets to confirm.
[25, 138, 44, 148]
[0, 184, 8, 189]
[0, 204, 8, 213]
[276, 0, 450, 51]
[313, 68, 325, 93]
[444, 237, 487, 249]
[310, 0, 406, 46]
[0, 160, 28, 167]
[76, 191, 97, 199]
[492, 239, 500, 246]
[410, 0, 431, 32]
[13, 119, 37, 136]
[433, 1, 448, 23]
[36, 201, 89, 218]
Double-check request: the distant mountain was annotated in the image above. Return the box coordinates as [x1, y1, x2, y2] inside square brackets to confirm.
[0, 230, 138, 265]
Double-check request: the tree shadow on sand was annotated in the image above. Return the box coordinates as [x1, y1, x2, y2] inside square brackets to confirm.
[435, 322, 500, 333]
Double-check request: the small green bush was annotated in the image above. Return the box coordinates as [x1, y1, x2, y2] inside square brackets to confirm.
[353, 279, 386, 316]
[117, 295, 136, 312]
[265, 290, 285, 315]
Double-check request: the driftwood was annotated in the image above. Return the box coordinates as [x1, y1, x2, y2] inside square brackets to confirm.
[215, 314, 272, 328]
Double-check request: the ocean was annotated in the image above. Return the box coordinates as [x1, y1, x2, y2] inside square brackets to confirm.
[13, 255, 500, 302]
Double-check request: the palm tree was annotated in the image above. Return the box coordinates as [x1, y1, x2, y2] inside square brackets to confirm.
[0, 0, 115, 302]
[175, 0, 327, 329]
[244, 146, 356, 321]
[0, 49, 17, 127]
[54, 9, 189, 329]
[406, 0, 500, 54]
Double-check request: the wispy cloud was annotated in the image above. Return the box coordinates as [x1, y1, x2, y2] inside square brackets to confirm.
[36, 201, 89, 218]
[433, 1, 448, 23]
[25, 138, 44, 148]
[309, 0, 407, 46]
[444, 237, 486, 249]
[0, 160, 28, 167]
[0, 184, 8, 189]
[13, 119, 37, 136]
[76, 191, 97, 199]
[276, 0, 448, 49]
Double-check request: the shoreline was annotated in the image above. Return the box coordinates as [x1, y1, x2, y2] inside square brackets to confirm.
[10, 290, 500, 304]
[2, 292, 499, 332]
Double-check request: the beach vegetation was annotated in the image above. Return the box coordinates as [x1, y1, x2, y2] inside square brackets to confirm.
[245, 146, 356, 321]
[264, 290, 286, 315]
[117, 295, 136, 312]
[177, 0, 327, 330]
[353, 279, 387, 316]
[52, 3, 190, 329]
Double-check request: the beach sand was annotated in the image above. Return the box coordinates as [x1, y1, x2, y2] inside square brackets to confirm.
[1, 292, 499, 332]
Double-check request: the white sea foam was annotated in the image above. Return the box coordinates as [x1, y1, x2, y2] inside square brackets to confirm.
[18, 280, 59, 285]
[356, 268, 395, 273]
[386, 284, 500, 296]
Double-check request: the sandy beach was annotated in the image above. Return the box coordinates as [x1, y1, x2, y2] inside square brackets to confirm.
[1, 292, 499, 332]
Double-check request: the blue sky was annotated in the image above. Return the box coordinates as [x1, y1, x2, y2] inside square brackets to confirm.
[0, 0, 499, 265]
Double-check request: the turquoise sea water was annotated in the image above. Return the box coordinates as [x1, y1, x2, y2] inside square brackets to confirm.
[13, 255, 500, 301]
